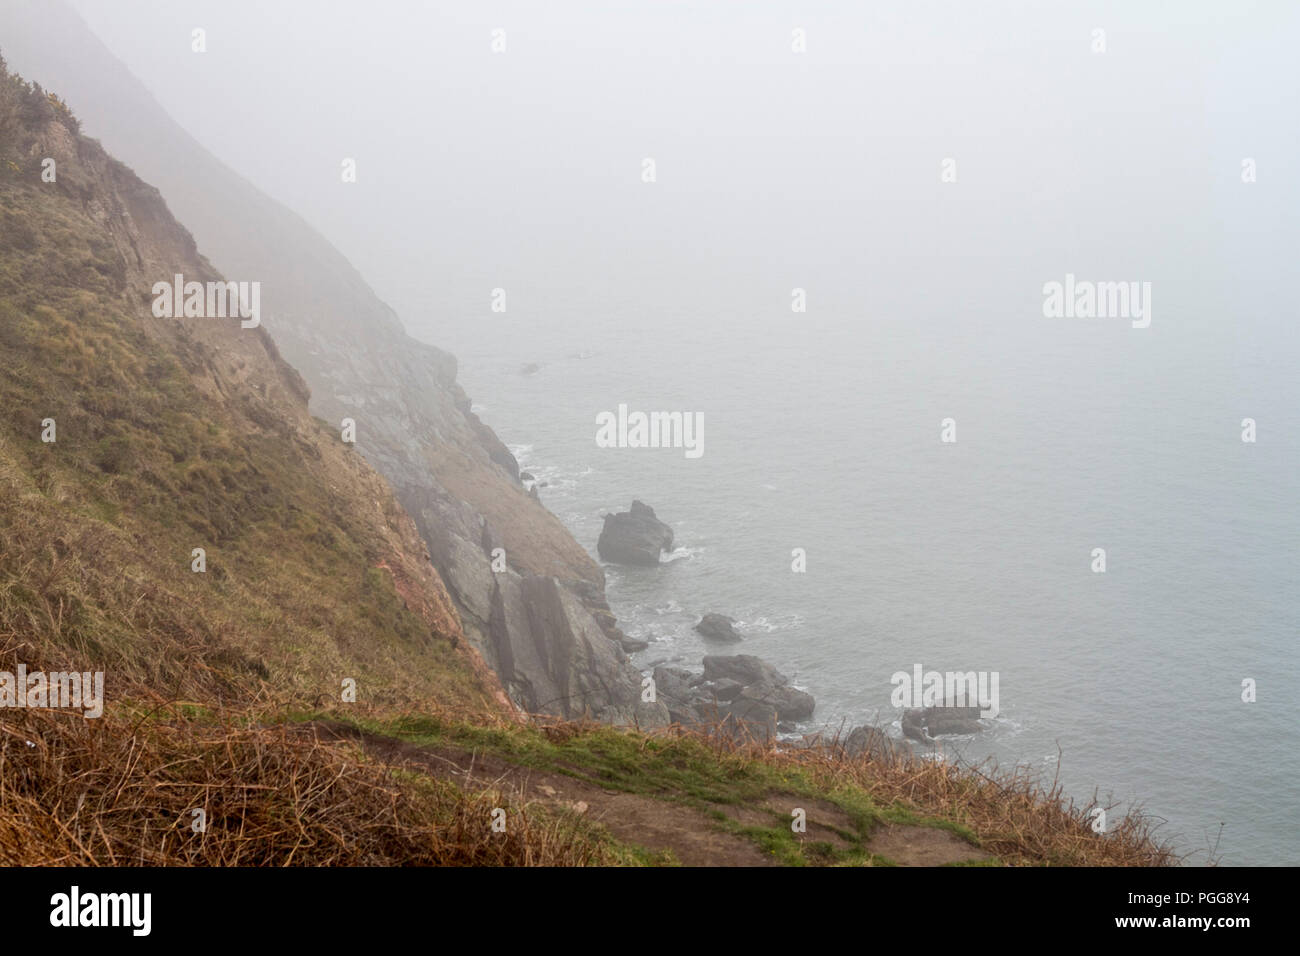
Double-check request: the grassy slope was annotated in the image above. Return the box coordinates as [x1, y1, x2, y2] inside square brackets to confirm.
[0, 73, 498, 714]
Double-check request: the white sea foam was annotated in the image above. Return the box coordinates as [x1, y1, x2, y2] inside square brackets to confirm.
[736, 614, 805, 633]
[660, 546, 703, 563]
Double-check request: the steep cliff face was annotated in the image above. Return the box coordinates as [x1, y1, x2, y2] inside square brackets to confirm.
[0, 2, 666, 726]
[0, 63, 510, 714]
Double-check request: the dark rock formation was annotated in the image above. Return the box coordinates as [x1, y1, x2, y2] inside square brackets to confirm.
[925, 711, 984, 736]
[694, 613, 742, 642]
[652, 665, 700, 724]
[902, 703, 984, 740]
[741, 682, 816, 722]
[705, 678, 744, 702]
[659, 654, 815, 736]
[597, 501, 674, 565]
[719, 690, 778, 742]
[481, 574, 666, 725]
[702, 654, 787, 687]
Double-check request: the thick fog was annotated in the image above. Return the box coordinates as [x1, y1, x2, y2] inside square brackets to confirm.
[64, 0, 1299, 357]
[6, 1, 1294, 866]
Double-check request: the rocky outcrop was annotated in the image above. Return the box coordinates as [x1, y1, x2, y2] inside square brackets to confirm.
[694, 613, 742, 642]
[702, 655, 787, 687]
[597, 501, 674, 565]
[654, 654, 815, 738]
[740, 682, 816, 722]
[902, 703, 984, 741]
[652, 665, 700, 725]
[401, 472, 664, 725]
[488, 574, 667, 726]
[716, 690, 778, 742]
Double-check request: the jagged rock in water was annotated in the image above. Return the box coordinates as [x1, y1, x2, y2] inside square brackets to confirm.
[672, 655, 818, 727]
[597, 500, 674, 565]
[694, 613, 742, 642]
[925, 712, 984, 736]
[902, 703, 984, 740]
[702, 654, 787, 687]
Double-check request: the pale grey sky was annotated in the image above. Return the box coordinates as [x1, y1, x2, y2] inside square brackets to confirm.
[60, 0, 1299, 352]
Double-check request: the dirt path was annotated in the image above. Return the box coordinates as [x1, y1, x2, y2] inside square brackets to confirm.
[313, 722, 777, 866]
[311, 722, 993, 867]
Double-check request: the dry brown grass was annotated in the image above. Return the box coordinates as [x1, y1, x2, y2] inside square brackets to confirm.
[0, 633, 607, 866]
[0, 702, 619, 866]
[681, 722, 1179, 866]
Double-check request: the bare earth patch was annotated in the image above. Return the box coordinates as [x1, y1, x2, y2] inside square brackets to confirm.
[313, 722, 777, 866]
[867, 822, 993, 866]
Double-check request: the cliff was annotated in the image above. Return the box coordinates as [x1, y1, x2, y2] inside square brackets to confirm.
[0, 0, 665, 726]
[0, 57, 511, 715]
